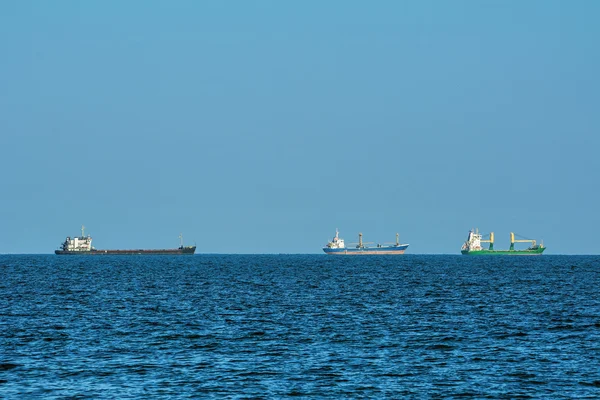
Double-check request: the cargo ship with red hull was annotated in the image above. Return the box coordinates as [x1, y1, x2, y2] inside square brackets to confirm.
[55, 226, 196, 255]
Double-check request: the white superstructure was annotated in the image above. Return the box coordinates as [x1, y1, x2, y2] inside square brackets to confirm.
[60, 225, 94, 252]
[325, 229, 345, 249]
[461, 229, 483, 252]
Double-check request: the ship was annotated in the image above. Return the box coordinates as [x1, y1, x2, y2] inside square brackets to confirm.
[55, 225, 196, 255]
[323, 229, 409, 255]
[461, 229, 545, 255]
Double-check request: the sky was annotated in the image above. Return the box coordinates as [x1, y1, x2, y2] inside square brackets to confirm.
[0, 1, 599, 254]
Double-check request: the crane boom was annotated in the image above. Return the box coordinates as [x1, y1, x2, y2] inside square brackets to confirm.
[479, 232, 494, 250]
[510, 232, 536, 250]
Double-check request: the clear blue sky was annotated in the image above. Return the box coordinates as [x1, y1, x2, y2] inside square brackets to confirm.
[1, 1, 598, 254]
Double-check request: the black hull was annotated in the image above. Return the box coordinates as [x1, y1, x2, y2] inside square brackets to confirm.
[55, 246, 196, 255]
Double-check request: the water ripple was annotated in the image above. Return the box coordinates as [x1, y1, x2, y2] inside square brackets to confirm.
[1, 254, 599, 398]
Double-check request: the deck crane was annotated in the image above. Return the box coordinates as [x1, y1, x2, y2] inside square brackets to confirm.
[479, 231, 495, 250]
[348, 233, 374, 249]
[510, 232, 538, 250]
[383, 233, 404, 247]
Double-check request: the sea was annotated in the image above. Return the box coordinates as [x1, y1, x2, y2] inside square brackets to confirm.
[1, 254, 599, 399]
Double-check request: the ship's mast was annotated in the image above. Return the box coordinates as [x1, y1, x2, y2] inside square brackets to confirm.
[359, 232, 363, 248]
[179, 233, 183, 247]
[396, 233, 399, 246]
[81, 225, 85, 238]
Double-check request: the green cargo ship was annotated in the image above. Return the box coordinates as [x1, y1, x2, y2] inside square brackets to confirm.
[461, 229, 545, 255]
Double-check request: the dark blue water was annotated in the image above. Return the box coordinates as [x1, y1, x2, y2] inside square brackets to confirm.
[1, 255, 599, 398]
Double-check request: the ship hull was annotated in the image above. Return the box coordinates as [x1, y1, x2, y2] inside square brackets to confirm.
[323, 245, 408, 255]
[461, 248, 545, 256]
[55, 246, 196, 255]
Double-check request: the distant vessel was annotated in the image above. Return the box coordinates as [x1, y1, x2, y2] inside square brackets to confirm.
[323, 229, 409, 255]
[55, 226, 196, 255]
[461, 229, 545, 255]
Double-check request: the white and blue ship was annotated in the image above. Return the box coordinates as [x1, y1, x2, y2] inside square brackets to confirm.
[323, 229, 409, 255]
